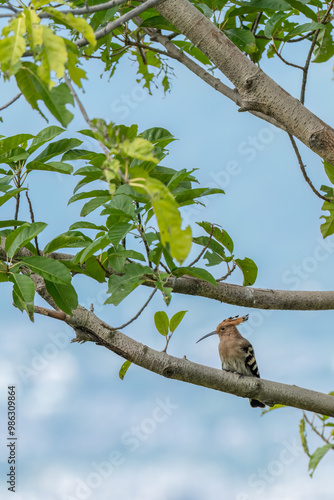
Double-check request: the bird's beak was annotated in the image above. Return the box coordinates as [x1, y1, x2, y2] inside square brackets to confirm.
[243, 314, 249, 322]
[196, 331, 217, 343]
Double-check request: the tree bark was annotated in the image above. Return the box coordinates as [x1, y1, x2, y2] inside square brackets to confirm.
[156, 0, 334, 165]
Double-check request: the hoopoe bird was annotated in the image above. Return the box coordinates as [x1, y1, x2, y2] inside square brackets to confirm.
[197, 314, 265, 408]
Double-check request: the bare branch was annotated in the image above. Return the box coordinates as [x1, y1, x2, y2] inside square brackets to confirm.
[4, 244, 334, 311]
[110, 288, 157, 330]
[76, 0, 165, 48]
[288, 134, 330, 202]
[39, 0, 130, 18]
[188, 224, 214, 267]
[271, 41, 304, 70]
[303, 411, 333, 447]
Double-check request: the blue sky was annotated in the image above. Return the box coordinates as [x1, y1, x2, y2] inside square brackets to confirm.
[1, 29, 334, 500]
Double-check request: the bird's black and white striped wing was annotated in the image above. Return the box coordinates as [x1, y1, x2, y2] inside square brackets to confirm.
[243, 344, 260, 378]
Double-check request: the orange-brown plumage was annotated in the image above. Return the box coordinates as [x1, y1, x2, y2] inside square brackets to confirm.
[197, 314, 265, 408]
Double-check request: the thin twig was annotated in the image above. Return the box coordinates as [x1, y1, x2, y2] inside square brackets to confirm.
[300, 0, 334, 104]
[14, 192, 20, 223]
[63, 73, 110, 158]
[188, 224, 214, 267]
[39, 0, 129, 18]
[256, 32, 314, 43]
[34, 306, 68, 321]
[303, 412, 334, 447]
[271, 41, 304, 70]
[136, 202, 152, 268]
[110, 288, 157, 330]
[251, 12, 262, 35]
[25, 190, 40, 255]
[0, 93, 22, 112]
[217, 261, 236, 282]
[288, 134, 330, 202]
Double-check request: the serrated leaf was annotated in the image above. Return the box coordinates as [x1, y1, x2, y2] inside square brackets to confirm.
[119, 360, 132, 380]
[44, 279, 78, 315]
[154, 310, 169, 336]
[170, 310, 187, 333]
[19, 255, 72, 284]
[5, 222, 47, 258]
[235, 257, 258, 286]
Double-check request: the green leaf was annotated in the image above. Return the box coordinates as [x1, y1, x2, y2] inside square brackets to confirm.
[170, 310, 187, 333]
[0, 188, 26, 207]
[80, 196, 111, 216]
[19, 255, 72, 284]
[105, 262, 152, 306]
[299, 418, 310, 457]
[320, 201, 334, 238]
[0, 14, 26, 75]
[26, 160, 73, 174]
[119, 360, 132, 380]
[68, 189, 111, 205]
[43, 231, 91, 254]
[107, 223, 133, 245]
[0, 133, 34, 156]
[173, 266, 217, 286]
[175, 187, 224, 205]
[9, 273, 35, 320]
[261, 403, 286, 415]
[15, 63, 74, 126]
[78, 235, 110, 264]
[43, 7, 96, 47]
[5, 222, 47, 258]
[69, 221, 107, 231]
[135, 173, 192, 263]
[313, 25, 334, 63]
[34, 138, 82, 162]
[308, 444, 333, 477]
[27, 125, 65, 154]
[44, 280, 78, 315]
[101, 195, 136, 220]
[154, 310, 169, 336]
[286, 21, 324, 38]
[0, 220, 26, 228]
[85, 256, 106, 283]
[37, 25, 67, 88]
[264, 11, 291, 38]
[235, 257, 258, 286]
[225, 28, 256, 54]
[197, 222, 234, 253]
[324, 161, 334, 185]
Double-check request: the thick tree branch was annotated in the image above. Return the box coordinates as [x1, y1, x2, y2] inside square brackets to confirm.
[155, 0, 334, 165]
[39, 300, 334, 417]
[3, 245, 334, 311]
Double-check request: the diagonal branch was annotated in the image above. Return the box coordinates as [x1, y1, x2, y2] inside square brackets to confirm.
[76, 0, 165, 48]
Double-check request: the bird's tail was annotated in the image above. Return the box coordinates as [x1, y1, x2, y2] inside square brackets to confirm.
[250, 399, 265, 408]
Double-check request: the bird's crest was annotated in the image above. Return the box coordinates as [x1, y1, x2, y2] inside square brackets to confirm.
[216, 314, 249, 330]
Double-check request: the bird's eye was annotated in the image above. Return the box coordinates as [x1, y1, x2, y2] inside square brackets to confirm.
[220, 327, 225, 331]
